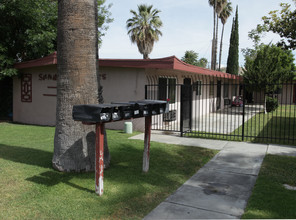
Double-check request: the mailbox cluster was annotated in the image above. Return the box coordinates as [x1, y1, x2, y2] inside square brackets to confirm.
[72, 100, 169, 123]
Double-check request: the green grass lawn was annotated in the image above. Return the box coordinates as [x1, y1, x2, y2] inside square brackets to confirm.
[236, 105, 296, 145]
[0, 123, 217, 219]
[242, 154, 296, 219]
[186, 105, 296, 145]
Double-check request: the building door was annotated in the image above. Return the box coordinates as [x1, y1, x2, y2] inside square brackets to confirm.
[217, 80, 221, 110]
[181, 78, 192, 135]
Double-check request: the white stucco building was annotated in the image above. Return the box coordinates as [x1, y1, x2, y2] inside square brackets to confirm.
[14, 52, 242, 131]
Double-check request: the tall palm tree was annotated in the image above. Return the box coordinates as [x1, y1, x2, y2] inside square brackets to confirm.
[218, 1, 233, 71]
[209, 0, 227, 70]
[53, 0, 110, 172]
[214, 0, 227, 70]
[208, 0, 217, 70]
[126, 4, 163, 59]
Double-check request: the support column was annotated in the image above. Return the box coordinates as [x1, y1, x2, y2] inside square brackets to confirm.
[95, 123, 104, 196]
[143, 116, 152, 172]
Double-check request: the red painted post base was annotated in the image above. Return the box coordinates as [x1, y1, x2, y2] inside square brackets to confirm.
[143, 116, 152, 172]
[95, 123, 104, 196]
[94, 116, 152, 195]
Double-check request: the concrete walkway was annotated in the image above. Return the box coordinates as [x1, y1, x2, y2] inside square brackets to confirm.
[129, 132, 296, 219]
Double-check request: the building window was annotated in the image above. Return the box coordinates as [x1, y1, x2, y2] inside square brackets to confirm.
[193, 81, 202, 96]
[224, 83, 229, 98]
[209, 81, 214, 96]
[158, 77, 176, 103]
[21, 74, 32, 102]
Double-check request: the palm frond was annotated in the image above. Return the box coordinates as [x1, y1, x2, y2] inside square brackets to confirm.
[126, 4, 163, 58]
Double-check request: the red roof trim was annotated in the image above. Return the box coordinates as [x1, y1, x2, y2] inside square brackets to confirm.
[14, 52, 57, 69]
[99, 56, 175, 69]
[173, 56, 237, 79]
[100, 56, 239, 79]
[14, 52, 240, 79]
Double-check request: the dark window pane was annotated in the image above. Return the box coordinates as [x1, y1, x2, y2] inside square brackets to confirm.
[168, 78, 176, 103]
[158, 77, 167, 100]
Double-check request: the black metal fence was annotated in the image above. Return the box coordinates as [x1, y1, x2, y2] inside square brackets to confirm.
[145, 84, 182, 132]
[145, 80, 296, 145]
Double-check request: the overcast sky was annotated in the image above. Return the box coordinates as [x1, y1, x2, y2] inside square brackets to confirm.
[99, 0, 293, 67]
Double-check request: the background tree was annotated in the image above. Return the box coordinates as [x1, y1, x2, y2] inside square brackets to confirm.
[126, 4, 163, 59]
[198, 58, 209, 68]
[0, 0, 113, 79]
[218, 1, 232, 71]
[181, 50, 208, 68]
[243, 44, 295, 113]
[97, 0, 114, 48]
[226, 5, 239, 75]
[181, 50, 199, 66]
[0, 0, 57, 79]
[251, 1, 296, 50]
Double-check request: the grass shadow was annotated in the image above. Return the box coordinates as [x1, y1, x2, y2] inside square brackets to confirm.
[26, 171, 94, 194]
[0, 128, 216, 219]
[252, 116, 296, 145]
[0, 144, 52, 168]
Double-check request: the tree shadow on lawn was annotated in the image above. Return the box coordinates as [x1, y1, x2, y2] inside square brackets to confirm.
[0, 144, 52, 168]
[252, 116, 296, 145]
[26, 171, 94, 194]
[0, 141, 214, 207]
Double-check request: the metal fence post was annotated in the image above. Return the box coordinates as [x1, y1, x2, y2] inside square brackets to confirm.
[242, 83, 246, 141]
[145, 85, 148, 99]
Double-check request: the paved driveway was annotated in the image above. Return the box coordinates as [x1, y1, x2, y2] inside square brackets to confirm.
[191, 104, 264, 134]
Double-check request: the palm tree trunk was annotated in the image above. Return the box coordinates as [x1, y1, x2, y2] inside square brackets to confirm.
[214, 13, 219, 71]
[219, 24, 225, 71]
[53, 0, 100, 172]
[211, 4, 216, 70]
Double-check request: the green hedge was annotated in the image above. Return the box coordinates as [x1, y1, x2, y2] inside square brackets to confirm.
[266, 96, 279, 112]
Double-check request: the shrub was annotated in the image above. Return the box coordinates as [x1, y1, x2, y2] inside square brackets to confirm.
[266, 96, 279, 112]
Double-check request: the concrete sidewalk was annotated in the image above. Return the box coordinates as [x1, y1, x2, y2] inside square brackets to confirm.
[130, 132, 296, 219]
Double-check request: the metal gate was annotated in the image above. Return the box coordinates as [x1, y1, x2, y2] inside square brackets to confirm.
[180, 84, 192, 135]
[145, 80, 296, 145]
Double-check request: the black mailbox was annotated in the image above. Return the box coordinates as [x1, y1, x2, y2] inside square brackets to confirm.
[127, 101, 150, 117]
[73, 104, 124, 123]
[73, 104, 111, 123]
[111, 102, 134, 119]
[109, 104, 122, 121]
[73, 100, 169, 123]
[136, 100, 169, 115]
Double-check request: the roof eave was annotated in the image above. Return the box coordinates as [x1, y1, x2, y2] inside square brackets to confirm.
[14, 52, 57, 69]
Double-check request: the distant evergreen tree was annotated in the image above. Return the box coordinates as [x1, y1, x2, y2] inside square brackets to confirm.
[226, 6, 239, 75]
[181, 50, 208, 68]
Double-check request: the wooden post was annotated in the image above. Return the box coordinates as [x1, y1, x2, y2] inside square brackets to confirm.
[143, 116, 152, 172]
[95, 123, 104, 196]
